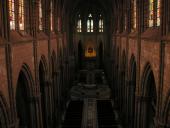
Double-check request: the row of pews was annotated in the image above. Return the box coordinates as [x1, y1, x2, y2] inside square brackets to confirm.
[62, 101, 83, 128]
[62, 100, 121, 128]
[97, 100, 120, 128]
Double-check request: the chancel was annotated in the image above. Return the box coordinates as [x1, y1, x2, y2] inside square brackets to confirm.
[0, 0, 170, 128]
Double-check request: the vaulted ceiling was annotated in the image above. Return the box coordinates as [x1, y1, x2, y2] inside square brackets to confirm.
[61, 0, 118, 17]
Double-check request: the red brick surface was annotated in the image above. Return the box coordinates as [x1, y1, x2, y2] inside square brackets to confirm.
[12, 42, 35, 96]
[0, 47, 10, 105]
[163, 43, 170, 110]
[140, 40, 160, 94]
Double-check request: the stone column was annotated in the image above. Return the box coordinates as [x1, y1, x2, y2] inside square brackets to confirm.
[45, 79, 53, 128]
[126, 80, 136, 128]
[134, 94, 141, 128]
[135, 95, 152, 128]
[28, 96, 39, 128]
[52, 71, 59, 127]
[35, 85, 43, 128]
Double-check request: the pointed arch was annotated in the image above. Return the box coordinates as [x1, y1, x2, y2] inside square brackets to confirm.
[39, 55, 50, 127]
[139, 63, 157, 128]
[129, 54, 136, 81]
[16, 63, 36, 127]
[121, 50, 126, 70]
[128, 54, 137, 128]
[50, 50, 58, 126]
[51, 51, 57, 74]
[39, 55, 48, 81]
[141, 63, 157, 96]
[119, 50, 126, 115]
[18, 63, 35, 95]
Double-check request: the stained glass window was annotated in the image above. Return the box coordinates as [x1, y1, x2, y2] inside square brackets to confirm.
[134, 0, 137, 29]
[77, 19, 82, 32]
[39, 0, 43, 30]
[132, 0, 137, 30]
[50, 1, 53, 31]
[19, 0, 24, 30]
[87, 19, 90, 32]
[99, 19, 103, 32]
[156, 0, 160, 26]
[91, 20, 93, 32]
[124, 15, 127, 30]
[149, 0, 154, 27]
[87, 14, 93, 32]
[9, 0, 15, 30]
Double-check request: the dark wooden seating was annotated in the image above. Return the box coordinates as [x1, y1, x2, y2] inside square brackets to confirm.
[62, 101, 83, 128]
[97, 100, 120, 128]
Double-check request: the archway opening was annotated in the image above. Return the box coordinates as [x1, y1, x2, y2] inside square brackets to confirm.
[16, 71, 31, 128]
[141, 69, 157, 128]
[120, 51, 126, 124]
[51, 53, 58, 126]
[146, 71, 157, 127]
[128, 58, 136, 128]
[39, 61, 48, 128]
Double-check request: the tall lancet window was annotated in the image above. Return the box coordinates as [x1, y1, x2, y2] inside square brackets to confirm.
[99, 15, 104, 32]
[50, 1, 54, 31]
[19, 0, 24, 30]
[156, 0, 160, 26]
[149, 0, 154, 27]
[131, 0, 137, 31]
[87, 14, 93, 32]
[77, 15, 82, 32]
[124, 14, 127, 30]
[39, 0, 43, 30]
[9, 0, 15, 30]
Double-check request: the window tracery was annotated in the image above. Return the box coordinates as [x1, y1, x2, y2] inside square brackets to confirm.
[9, 0, 15, 30]
[87, 13, 93, 32]
[39, 0, 43, 30]
[19, 0, 24, 30]
[99, 15, 103, 32]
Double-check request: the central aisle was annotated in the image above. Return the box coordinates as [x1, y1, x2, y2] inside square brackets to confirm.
[82, 99, 97, 128]
[62, 61, 122, 128]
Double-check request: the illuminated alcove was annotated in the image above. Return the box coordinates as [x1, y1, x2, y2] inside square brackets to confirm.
[85, 42, 96, 58]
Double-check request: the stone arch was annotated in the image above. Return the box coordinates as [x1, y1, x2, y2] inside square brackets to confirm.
[39, 55, 48, 80]
[16, 64, 36, 127]
[39, 55, 51, 127]
[51, 51, 59, 126]
[18, 64, 34, 94]
[127, 55, 137, 128]
[0, 94, 9, 128]
[51, 51, 57, 73]
[119, 50, 126, 124]
[139, 63, 157, 128]
[114, 46, 119, 102]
